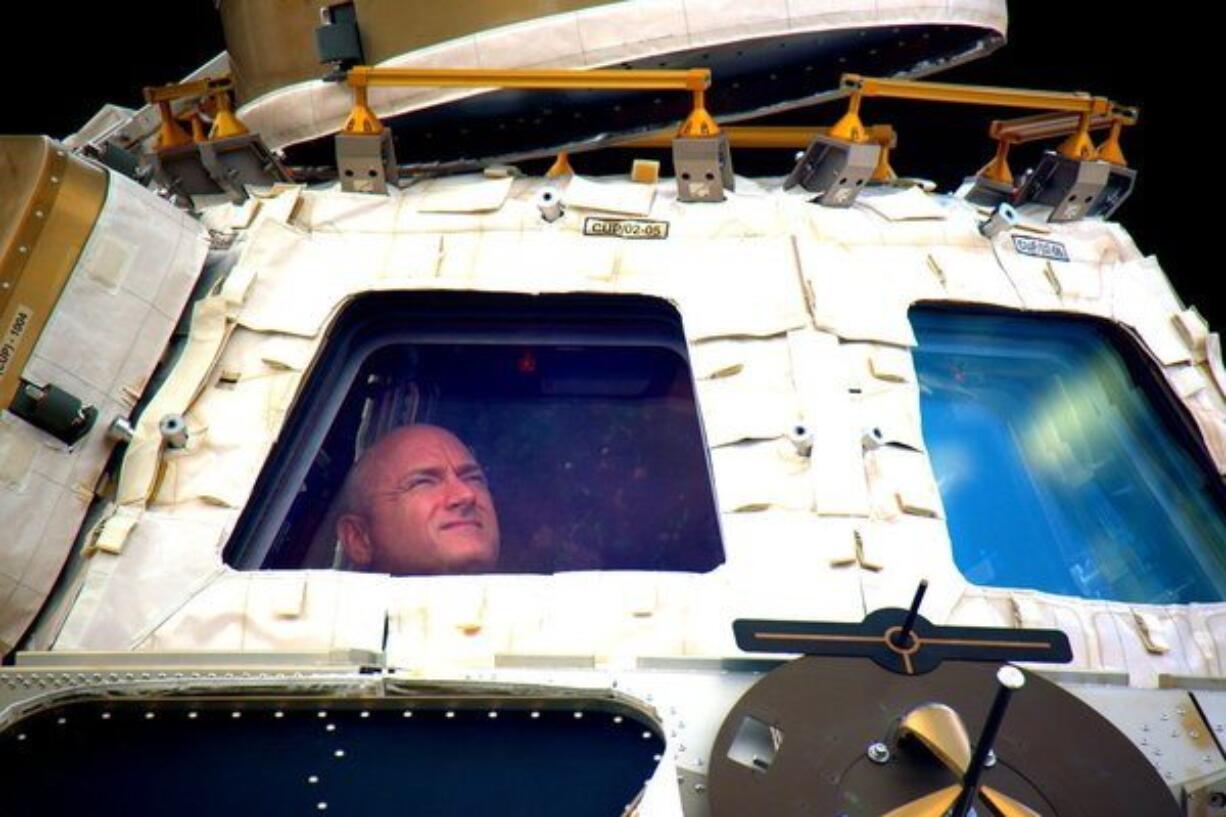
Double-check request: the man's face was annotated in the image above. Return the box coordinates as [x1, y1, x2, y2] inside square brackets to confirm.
[340, 426, 500, 575]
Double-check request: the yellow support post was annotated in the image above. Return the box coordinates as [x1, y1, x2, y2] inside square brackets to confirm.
[209, 87, 250, 140]
[828, 91, 869, 143]
[546, 151, 574, 178]
[676, 87, 721, 138]
[1057, 112, 1098, 161]
[981, 138, 1014, 185]
[1095, 118, 1129, 166]
[341, 83, 385, 135]
[183, 112, 209, 144]
[152, 101, 193, 150]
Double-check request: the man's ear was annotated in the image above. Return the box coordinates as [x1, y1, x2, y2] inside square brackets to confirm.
[337, 514, 374, 569]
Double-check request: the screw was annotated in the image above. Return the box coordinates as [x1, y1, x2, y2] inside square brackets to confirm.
[985, 750, 997, 768]
[867, 742, 891, 764]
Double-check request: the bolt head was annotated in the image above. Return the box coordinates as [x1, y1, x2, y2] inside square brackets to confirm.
[997, 665, 1026, 690]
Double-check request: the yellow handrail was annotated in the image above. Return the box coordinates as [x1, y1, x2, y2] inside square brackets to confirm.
[341, 66, 718, 139]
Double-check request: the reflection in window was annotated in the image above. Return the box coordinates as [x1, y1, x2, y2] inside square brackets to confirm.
[225, 292, 724, 575]
[912, 305, 1226, 604]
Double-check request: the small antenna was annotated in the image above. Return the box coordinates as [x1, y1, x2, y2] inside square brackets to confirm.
[893, 579, 928, 648]
[949, 666, 1026, 817]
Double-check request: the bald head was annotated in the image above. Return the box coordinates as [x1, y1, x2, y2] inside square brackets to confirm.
[336, 425, 500, 575]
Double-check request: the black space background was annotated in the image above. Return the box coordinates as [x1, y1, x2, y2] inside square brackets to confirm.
[2, 4, 1216, 327]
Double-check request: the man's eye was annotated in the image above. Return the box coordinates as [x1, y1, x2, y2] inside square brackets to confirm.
[464, 472, 487, 485]
[404, 477, 436, 491]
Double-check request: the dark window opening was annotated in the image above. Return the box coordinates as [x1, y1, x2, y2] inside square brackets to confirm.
[224, 292, 724, 575]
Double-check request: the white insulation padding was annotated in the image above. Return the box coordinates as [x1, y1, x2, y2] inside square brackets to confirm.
[0, 172, 207, 650]
[40, 175, 1226, 690]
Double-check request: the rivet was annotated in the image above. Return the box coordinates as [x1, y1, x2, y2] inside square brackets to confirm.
[1162, 714, 1169, 721]
[402, 711, 413, 718]
[188, 712, 198, 720]
[326, 724, 336, 732]
[308, 776, 319, 784]
[34, 210, 44, 219]
[531, 712, 540, 719]
[641, 731, 652, 740]
[232, 712, 242, 719]
[317, 711, 328, 719]
[145, 712, 156, 720]
[50, 176, 60, 184]
[333, 750, 345, 758]
[57, 718, 67, 726]
[574, 712, 584, 720]
[694, 784, 706, 793]
[867, 742, 891, 764]
[445, 711, 455, 719]
[360, 711, 370, 719]
[101, 713, 111, 720]
[17, 733, 27, 741]
[18, 246, 28, 254]
[652, 754, 662, 762]
[488, 712, 498, 719]
[274, 712, 284, 719]
[317, 802, 328, 811]
[613, 716, 623, 724]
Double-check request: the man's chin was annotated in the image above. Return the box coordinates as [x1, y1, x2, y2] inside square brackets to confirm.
[435, 533, 500, 574]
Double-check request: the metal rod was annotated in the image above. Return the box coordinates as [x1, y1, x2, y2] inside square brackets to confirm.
[841, 73, 1114, 115]
[893, 579, 928, 648]
[949, 666, 1026, 817]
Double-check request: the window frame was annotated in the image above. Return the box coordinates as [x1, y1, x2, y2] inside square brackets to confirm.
[223, 290, 722, 571]
[909, 301, 1226, 603]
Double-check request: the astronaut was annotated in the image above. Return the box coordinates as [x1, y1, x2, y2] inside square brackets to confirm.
[336, 424, 501, 575]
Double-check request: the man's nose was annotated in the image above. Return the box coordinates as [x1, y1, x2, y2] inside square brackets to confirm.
[443, 472, 477, 507]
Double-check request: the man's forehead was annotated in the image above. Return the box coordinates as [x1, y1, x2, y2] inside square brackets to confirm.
[378, 427, 480, 471]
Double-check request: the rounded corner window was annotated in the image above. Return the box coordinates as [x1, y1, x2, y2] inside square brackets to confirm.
[224, 291, 725, 577]
[910, 303, 1226, 604]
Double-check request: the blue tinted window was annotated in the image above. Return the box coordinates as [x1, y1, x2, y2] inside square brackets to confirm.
[911, 306, 1226, 604]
